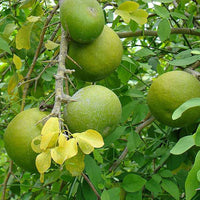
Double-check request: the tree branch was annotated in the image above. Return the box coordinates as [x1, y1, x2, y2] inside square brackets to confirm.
[117, 28, 200, 38]
[2, 161, 13, 200]
[50, 27, 74, 118]
[81, 173, 101, 200]
[20, 4, 59, 111]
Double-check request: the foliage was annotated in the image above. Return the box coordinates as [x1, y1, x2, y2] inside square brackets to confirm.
[0, 0, 200, 199]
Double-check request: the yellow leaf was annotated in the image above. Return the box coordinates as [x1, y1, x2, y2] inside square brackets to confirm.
[45, 40, 59, 50]
[40, 131, 59, 150]
[75, 137, 94, 154]
[65, 148, 85, 176]
[118, 1, 139, 11]
[16, 23, 33, 50]
[41, 117, 60, 136]
[40, 173, 44, 183]
[130, 9, 148, 25]
[36, 149, 51, 173]
[13, 54, 22, 70]
[51, 137, 78, 165]
[73, 130, 104, 148]
[7, 73, 23, 95]
[27, 16, 40, 23]
[115, 1, 148, 25]
[31, 135, 42, 153]
[20, 0, 36, 8]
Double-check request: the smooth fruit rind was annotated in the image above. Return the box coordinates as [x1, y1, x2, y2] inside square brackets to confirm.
[66, 25, 123, 82]
[4, 108, 48, 172]
[64, 85, 122, 137]
[60, 0, 105, 43]
[147, 71, 200, 127]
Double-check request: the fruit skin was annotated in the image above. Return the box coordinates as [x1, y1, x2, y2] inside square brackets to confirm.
[147, 71, 200, 127]
[66, 25, 123, 82]
[4, 108, 48, 172]
[64, 85, 122, 137]
[60, 0, 105, 43]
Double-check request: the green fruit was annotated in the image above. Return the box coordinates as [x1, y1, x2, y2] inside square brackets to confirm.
[60, 0, 105, 43]
[66, 25, 123, 82]
[147, 71, 200, 127]
[4, 108, 48, 172]
[64, 85, 122, 137]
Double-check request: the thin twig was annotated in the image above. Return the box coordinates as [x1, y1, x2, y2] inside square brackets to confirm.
[2, 161, 13, 200]
[117, 28, 200, 38]
[21, 4, 59, 111]
[81, 173, 101, 200]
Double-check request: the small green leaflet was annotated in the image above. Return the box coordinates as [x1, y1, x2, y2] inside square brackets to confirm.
[172, 98, 200, 120]
[170, 135, 195, 155]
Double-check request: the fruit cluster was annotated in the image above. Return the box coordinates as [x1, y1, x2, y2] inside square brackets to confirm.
[4, 0, 123, 172]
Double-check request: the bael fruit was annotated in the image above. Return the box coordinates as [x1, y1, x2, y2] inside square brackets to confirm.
[64, 85, 122, 137]
[66, 25, 123, 82]
[147, 71, 200, 127]
[60, 0, 105, 44]
[4, 108, 48, 172]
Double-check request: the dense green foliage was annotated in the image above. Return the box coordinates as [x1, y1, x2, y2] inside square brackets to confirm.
[0, 0, 200, 199]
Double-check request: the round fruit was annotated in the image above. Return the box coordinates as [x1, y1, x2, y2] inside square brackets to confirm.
[4, 108, 48, 172]
[60, 0, 105, 43]
[66, 25, 123, 82]
[147, 71, 200, 127]
[64, 85, 122, 137]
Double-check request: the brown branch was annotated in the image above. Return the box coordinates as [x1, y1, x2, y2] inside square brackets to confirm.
[2, 161, 13, 200]
[20, 4, 59, 111]
[51, 27, 74, 118]
[81, 172, 101, 200]
[117, 28, 200, 38]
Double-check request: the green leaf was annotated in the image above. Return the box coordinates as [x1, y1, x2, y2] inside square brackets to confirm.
[84, 155, 103, 190]
[101, 190, 110, 200]
[154, 5, 170, 19]
[135, 48, 156, 57]
[157, 19, 171, 42]
[172, 98, 200, 120]
[169, 55, 200, 66]
[145, 178, 162, 196]
[126, 191, 142, 200]
[161, 179, 179, 200]
[104, 126, 127, 146]
[193, 124, 200, 146]
[171, 12, 188, 20]
[125, 88, 144, 98]
[122, 174, 146, 192]
[159, 170, 173, 178]
[127, 131, 142, 152]
[105, 188, 120, 200]
[0, 37, 11, 54]
[170, 135, 195, 155]
[185, 151, 200, 200]
[16, 23, 33, 50]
